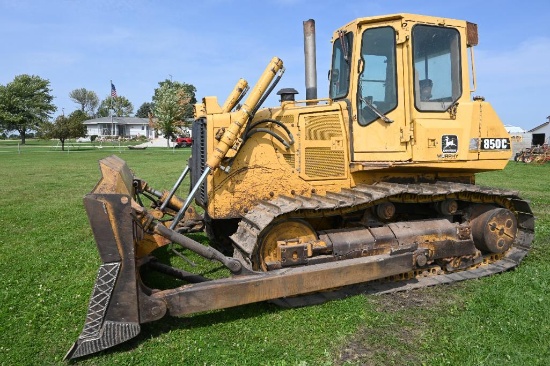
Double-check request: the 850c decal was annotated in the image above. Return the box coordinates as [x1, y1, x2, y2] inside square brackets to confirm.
[481, 138, 510, 150]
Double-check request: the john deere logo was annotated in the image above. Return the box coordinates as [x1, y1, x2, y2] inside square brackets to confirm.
[442, 135, 458, 153]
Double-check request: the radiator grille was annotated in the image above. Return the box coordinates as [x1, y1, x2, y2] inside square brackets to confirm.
[190, 118, 207, 207]
[304, 115, 342, 140]
[304, 147, 345, 178]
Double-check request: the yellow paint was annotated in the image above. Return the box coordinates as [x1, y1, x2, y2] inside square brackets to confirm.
[194, 14, 510, 220]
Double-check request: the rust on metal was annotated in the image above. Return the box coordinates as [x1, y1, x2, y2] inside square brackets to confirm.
[157, 252, 413, 316]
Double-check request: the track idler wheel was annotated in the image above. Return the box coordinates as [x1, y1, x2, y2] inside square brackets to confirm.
[256, 219, 317, 271]
[470, 208, 517, 254]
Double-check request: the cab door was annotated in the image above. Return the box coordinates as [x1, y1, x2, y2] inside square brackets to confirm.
[351, 21, 412, 162]
[409, 23, 471, 162]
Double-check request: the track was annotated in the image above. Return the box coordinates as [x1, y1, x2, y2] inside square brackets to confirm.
[230, 181, 535, 306]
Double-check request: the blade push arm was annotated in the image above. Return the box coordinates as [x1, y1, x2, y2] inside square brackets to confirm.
[170, 57, 284, 229]
[206, 57, 284, 170]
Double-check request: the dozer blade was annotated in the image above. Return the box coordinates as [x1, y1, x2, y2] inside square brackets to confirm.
[66, 157, 167, 360]
[65, 194, 141, 360]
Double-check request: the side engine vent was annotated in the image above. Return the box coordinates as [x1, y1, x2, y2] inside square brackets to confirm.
[277, 114, 295, 124]
[283, 153, 295, 168]
[301, 112, 346, 179]
[304, 115, 342, 140]
[305, 147, 345, 178]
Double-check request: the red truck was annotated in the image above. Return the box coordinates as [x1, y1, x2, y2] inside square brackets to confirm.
[175, 136, 192, 148]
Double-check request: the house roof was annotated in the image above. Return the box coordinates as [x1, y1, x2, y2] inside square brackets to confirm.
[504, 125, 527, 133]
[528, 121, 549, 133]
[83, 117, 149, 125]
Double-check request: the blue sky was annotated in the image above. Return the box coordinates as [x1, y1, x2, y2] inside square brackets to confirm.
[1, 0, 549, 130]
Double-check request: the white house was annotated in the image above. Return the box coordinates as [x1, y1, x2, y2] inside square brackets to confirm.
[82, 117, 154, 139]
[528, 117, 550, 146]
[504, 125, 526, 134]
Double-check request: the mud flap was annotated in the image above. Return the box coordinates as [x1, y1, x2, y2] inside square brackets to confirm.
[65, 194, 142, 360]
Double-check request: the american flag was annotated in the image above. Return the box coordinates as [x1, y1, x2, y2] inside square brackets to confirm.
[111, 82, 117, 98]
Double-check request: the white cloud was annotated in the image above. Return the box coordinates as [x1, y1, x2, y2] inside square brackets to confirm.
[475, 37, 550, 128]
[477, 37, 550, 84]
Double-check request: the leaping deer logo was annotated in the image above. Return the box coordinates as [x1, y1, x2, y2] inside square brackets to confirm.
[442, 135, 458, 153]
[444, 136, 457, 149]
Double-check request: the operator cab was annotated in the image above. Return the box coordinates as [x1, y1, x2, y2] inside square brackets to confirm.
[328, 14, 500, 167]
[330, 14, 470, 123]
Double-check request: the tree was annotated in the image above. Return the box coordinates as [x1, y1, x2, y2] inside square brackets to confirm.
[151, 79, 196, 146]
[97, 96, 134, 117]
[41, 110, 87, 151]
[69, 88, 99, 116]
[136, 102, 154, 118]
[0, 74, 56, 144]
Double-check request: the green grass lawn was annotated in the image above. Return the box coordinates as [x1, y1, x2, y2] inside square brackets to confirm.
[0, 143, 548, 365]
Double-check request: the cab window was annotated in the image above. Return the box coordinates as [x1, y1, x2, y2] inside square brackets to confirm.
[412, 25, 462, 111]
[329, 32, 353, 99]
[357, 26, 397, 126]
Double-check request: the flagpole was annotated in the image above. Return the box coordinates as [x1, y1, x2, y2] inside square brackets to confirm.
[110, 80, 114, 136]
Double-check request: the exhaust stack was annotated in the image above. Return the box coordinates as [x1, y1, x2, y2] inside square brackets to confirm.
[303, 19, 317, 101]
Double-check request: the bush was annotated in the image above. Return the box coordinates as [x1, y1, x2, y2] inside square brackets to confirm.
[131, 135, 148, 142]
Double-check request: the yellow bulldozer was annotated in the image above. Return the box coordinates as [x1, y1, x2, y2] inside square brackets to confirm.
[66, 13, 534, 359]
